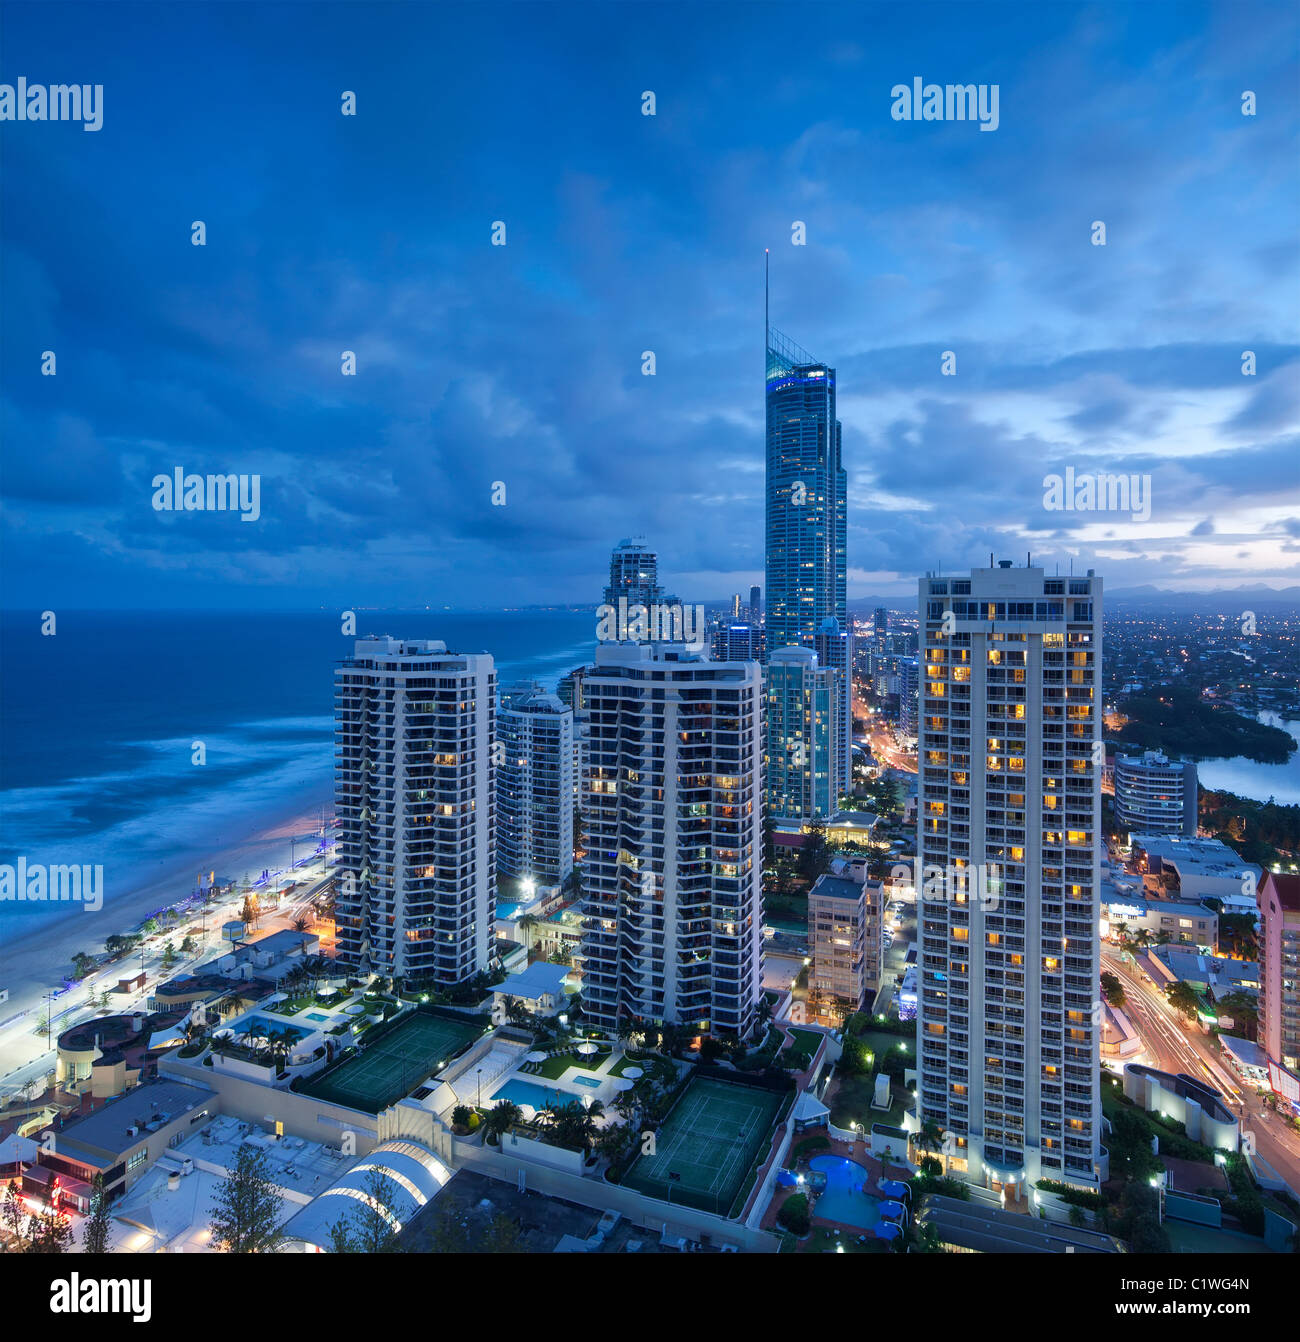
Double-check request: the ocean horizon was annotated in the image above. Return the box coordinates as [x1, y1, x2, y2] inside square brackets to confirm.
[0, 608, 596, 942]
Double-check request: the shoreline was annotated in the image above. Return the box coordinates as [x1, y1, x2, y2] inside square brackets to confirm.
[0, 789, 332, 1026]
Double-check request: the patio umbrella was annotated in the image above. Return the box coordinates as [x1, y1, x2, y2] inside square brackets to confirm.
[524, 1051, 548, 1063]
[622, 1066, 644, 1079]
[879, 1200, 907, 1221]
[516, 1104, 536, 1122]
[874, 1221, 902, 1241]
[612, 1078, 634, 1092]
[776, 1170, 798, 1188]
[576, 1042, 599, 1056]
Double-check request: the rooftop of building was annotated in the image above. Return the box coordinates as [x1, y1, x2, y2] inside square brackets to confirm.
[1130, 834, 1261, 878]
[47, 1080, 216, 1158]
[1126, 1063, 1236, 1124]
[809, 874, 866, 903]
[498, 960, 570, 1000]
[917, 1193, 1124, 1253]
[1152, 945, 1257, 985]
[1261, 870, 1300, 914]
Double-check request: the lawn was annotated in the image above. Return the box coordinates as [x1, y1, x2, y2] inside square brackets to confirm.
[531, 1047, 611, 1079]
[828, 1073, 907, 1131]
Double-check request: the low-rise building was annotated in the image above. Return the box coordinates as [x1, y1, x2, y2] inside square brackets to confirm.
[1129, 835, 1263, 916]
[493, 961, 571, 1019]
[1101, 888, 1218, 947]
[34, 1079, 217, 1202]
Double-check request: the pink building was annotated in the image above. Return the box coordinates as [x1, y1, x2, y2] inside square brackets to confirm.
[1257, 871, 1300, 1110]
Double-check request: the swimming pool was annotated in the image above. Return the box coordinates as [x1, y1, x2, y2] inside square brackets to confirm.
[303, 1010, 332, 1023]
[572, 1075, 603, 1089]
[238, 1015, 310, 1044]
[490, 1078, 583, 1112]
[808, 1156, 882, 1230]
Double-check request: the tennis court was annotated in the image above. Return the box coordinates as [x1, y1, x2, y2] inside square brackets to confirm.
[624, 1076, 784, 1215]
[300, 1012, 481, 1112]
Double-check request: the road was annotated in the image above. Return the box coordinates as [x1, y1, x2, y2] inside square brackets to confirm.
[0, 851, 335, 1102]
[1103, 944, 1300, 1192]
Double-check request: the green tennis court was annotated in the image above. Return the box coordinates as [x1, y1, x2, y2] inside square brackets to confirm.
[624, 1076, 783, 1214]
[300, 1012, 481, 1112]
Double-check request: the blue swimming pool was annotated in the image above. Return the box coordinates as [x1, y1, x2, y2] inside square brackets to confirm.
[573, 1075, 602, 1089]
[303, 1010, 332, 1023]
[490, 1078, 582, 1112]
[808, 1156, 883, 1230]
[238, 1015, 310, 1043]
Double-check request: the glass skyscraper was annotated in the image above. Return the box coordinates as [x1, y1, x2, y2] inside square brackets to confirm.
[764, 327, 847, 652]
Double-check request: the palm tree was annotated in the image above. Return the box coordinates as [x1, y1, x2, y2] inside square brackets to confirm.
[485, 1100, 521, 1144]
[913, 1119, 945, 1159]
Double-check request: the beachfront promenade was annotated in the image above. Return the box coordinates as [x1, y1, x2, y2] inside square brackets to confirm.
[0, 845, 335, 1103]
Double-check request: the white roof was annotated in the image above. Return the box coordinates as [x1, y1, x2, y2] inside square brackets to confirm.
[280, 1140, 452, 1250]
[793, 1091, 830, 1122]
[498, 961, 569, 1000]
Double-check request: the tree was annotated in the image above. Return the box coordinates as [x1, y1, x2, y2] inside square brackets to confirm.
[797, 823, 829, 881]
[70, 951, 97, 980]
[777, 1193, 811, 1235]
[27, 1207, 73, 1254]
[481, 1213, 523, 1252]
[1214, 991, 1259, 1035]
[1, 1182, 30, 1251]
[327, 1168, 400, 1253]
[914, 1119, 945, 1157]
[160, 941, 177, 971]
[1165, 981, 1202, 1023]
[209, 1144, 287, 1252]
[1100, 971, 1126, 1010]
[451, 1104, 473, 1133]
[484, 1100, 521, 1144]
[239, 894, 260, 929]
[83, 1174, 112, 1254]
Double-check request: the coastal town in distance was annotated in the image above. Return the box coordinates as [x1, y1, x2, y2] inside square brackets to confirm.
[1, 0, 1298, 1310]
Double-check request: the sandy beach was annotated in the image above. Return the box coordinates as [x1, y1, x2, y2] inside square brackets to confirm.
[0, 791, 332, 1026]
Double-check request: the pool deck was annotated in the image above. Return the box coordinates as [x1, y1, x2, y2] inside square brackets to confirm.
[763, 1126, 900, 1236]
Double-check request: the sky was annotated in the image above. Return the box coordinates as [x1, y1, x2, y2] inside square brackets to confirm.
[2, 0, 1298, 609]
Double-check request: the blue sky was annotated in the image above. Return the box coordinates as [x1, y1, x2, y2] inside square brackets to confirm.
[2, 0, 1297, 608]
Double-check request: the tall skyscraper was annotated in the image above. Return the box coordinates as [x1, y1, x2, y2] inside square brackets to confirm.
[765, 646, 836, 821]
[899, 656, 919, 740]
[764, 273, 849, 823]
[335, 637, 495, 985]
[749, 584, 762, 621]
[580, 642, 764, 1038]
[1258, 871, 1300, 1106]
[815, 616, 855, 801]
[604, 538, 664, 613]
[765, 326, 847, 652]
[915, 564, 1105, 1191]
[497, 683, 575, 892]
[873, 606, 889, 647]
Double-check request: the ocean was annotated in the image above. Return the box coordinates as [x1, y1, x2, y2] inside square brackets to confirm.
[0, 609, 595, 940]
